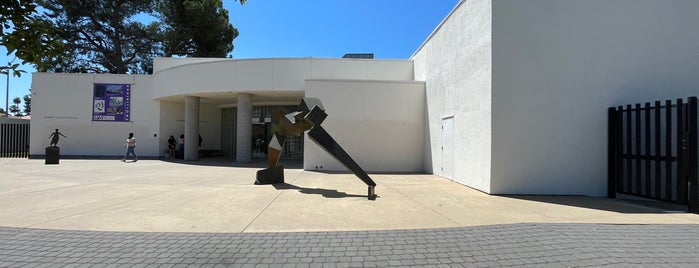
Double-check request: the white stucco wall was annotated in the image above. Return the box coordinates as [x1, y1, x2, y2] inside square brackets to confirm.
[30, 73, 160, 157]
[152, 58, 414, 100]
[412, 0, 493, 192]
[158, 101, 221, 156]
[304, 79, 426, 172]
[491, 0, 699, 195]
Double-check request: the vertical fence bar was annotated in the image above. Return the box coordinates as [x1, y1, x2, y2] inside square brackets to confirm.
[644, 102, 651, 196]
[26, 124, 31, 158]
[654, 101, 662, 199]
[688, 97, 698, 213]
[617, 106, 624, 195]
[0, 124, 4, 156]
[3, 124, 7, 156]
[10, 124, 16, 158]
[6, 123, 11, 157]
[16, 124, 21, 158]
[626, 104, 633, 193]
[608, 107, 617, 198]
[13, 124, 18, 158]
[635, 103, 642, 195]
[666, 100, 673, 201]
[0, 124, 5, 156]
[22, 124, 29, 158]
[677, 98, 687, 204]
[19, 124, 24, 158]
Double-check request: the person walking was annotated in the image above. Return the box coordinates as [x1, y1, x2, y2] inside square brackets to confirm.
[122, 132, 137, 162]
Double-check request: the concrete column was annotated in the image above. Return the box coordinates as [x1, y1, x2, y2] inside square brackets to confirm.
[236, 93, 252, 162]
[184, 96, 200, 161]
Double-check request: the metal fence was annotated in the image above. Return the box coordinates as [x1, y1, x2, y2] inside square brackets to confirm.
[608, 97, 698, 213]
[0, 121, 30, 158]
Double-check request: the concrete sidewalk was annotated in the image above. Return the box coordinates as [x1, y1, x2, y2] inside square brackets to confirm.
[0, 158, 697, 233]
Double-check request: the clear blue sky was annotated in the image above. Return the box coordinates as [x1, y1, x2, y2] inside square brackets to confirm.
[0, 0, 460, 112]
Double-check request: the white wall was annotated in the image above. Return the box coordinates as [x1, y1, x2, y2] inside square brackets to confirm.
[491, 0, 699, 195]
[412, 0, 493, 192]
[158, 101, 221, 156]
[153, 57, 228, 73]
[304, 79, 426, 172]
[30, 73, 160, 157]
[158, 101, 184, 156]
[152, 58, 414, 100]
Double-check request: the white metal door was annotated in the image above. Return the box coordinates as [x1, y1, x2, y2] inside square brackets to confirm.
[442, 117, 454, 179]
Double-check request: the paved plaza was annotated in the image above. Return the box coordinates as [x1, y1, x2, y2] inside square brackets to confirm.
[2, 223, 698, 267]
[1, 158, 698, 267]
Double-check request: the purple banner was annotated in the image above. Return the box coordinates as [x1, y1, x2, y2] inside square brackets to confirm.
[92, 84, 131, 122]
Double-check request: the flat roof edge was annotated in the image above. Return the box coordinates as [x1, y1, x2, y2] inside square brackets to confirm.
[410, 0, 468, 59]
[305, 78, 425, 84]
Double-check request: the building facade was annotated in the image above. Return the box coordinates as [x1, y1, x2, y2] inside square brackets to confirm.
[30, 0, 699, 196]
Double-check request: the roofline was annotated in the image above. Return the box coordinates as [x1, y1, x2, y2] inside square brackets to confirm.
[410, 0, 468, 59]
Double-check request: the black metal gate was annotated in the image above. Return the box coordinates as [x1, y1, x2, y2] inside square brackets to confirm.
[0, 122, 30, 158]
[608, 97, 698, 213]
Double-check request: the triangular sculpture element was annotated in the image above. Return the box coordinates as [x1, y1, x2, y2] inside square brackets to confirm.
[255, 98, 377, 200]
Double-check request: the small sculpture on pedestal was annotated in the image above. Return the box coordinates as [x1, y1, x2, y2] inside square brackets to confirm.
[46, 129, 66, 164]
[49, 129, 66, 147]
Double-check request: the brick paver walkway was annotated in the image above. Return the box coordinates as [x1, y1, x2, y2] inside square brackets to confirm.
[1, 223, 698, 267]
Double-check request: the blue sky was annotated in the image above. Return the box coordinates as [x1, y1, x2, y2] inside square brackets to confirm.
[0, 0, 460, 112]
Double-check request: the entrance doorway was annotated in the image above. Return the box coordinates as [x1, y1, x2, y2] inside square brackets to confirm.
[222, 105, 306, 160]
[252, 123, 269, 158]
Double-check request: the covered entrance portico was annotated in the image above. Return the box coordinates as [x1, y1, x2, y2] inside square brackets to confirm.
[157, 90, 304, 162]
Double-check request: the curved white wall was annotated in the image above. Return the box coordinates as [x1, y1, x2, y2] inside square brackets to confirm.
[152, 58, 415, 100]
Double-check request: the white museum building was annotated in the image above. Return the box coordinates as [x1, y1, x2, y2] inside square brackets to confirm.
[29, 0, 699, 197]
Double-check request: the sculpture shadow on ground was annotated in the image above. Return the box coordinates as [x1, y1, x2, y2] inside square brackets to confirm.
[272, 183, 371, 199]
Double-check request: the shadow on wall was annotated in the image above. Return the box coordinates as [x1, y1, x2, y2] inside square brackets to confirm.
[500, 195, 688, 214]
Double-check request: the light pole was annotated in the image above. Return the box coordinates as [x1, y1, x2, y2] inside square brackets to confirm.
[5, 63, 9, 117]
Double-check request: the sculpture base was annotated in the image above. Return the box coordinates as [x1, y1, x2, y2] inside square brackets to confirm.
[368, 186, 377, 200]
[45, 147, 60, 165]
[255, 166, 285, 185]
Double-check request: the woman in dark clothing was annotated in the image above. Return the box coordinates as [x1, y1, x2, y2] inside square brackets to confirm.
[167, 135, 177, 159]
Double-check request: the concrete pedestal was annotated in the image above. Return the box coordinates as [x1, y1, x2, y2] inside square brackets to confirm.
[45, 147, 60, 165]
[255, 166, 285, 184]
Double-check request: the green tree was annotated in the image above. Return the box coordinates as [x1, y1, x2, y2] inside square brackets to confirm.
[9, 97, 22, 116]
[22, 94, 31, 115]
[1, 0, 63, 74]
[37, 0, 161, 74]
[157, 0, 238, 58]
[4, 0, 248, 74]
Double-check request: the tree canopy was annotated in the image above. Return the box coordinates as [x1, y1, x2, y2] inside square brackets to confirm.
[157, 0, 238, 58]
[9, 97, 22, 116]
[38, 0, 161, 74]
[1, 0, 248, 75]
[22, 94, 31, 115]
[1, 0, 62, 75]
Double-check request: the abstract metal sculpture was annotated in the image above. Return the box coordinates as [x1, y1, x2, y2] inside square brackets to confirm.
[255, 98, 377, 200]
